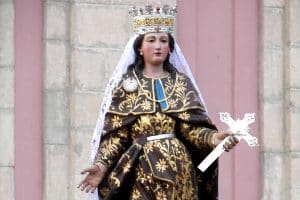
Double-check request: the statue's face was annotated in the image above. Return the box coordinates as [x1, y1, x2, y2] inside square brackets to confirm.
[140, 32, 170, 67]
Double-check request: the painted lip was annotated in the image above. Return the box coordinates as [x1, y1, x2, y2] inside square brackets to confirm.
[154, 52, 162, 56]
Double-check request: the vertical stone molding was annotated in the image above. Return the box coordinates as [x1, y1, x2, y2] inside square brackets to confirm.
[0, 1, 14, 200]
[261, 0, 300, 199]
[286, 0, 300, 199]
[261, 2, 286, 199]
[69, 2, 133, 200]
[43, 0, 70, 200]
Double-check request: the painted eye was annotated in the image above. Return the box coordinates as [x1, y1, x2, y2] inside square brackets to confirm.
[160, 37, 168, 43]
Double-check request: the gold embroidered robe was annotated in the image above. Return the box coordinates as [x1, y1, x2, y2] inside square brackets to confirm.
[94, 71, 219, 200]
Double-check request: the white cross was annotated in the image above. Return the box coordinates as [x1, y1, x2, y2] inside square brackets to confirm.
[198, 112, 259, 172]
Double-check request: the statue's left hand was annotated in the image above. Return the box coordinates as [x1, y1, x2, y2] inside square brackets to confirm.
[213, 131, 239, 152]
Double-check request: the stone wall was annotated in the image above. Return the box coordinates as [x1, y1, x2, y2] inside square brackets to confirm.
[0, 0, 14, 199]
[261, 0, 300, 199]
[44, 1, 70, 199]
[43, 1, 175, 199]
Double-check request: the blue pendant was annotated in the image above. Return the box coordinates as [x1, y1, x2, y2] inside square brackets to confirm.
[154, 79, 168, 111]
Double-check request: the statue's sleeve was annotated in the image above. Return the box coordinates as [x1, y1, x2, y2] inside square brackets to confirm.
[171, 109, 218, 150]
[93, 113, 137, 170]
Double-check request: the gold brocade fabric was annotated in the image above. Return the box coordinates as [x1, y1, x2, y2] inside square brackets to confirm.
[94, 71, 218, 200]
[107, 72, 206, 115]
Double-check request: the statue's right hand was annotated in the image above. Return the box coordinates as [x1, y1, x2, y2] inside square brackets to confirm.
[77, 164, 107, 193]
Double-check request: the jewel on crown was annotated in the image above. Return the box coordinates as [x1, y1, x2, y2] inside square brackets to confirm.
[129, 5, 177, 17]
[129, 4, 177, 34]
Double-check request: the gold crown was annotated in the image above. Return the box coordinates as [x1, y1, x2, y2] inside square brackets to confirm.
[129, 5, 177, 34]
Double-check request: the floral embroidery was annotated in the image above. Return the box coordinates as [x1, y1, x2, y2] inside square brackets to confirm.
[178, 112, 190, 121]
[137, 169, 148, 184]
[123, 161, 131, 174]
[108, 71, 204, 115]
[131, 113, 175, 139]
[95, 71, 218, 199]
[117, 128, 128, 138]
[96, 111, 217, 200]
[168, 98, 178, 108]
[175, 79, 187, 94]
[140, 99, 152, 111]
[109, 172, 120, 187]
[157, 190, 168, 200]
[144, 141, 154, 153]
[155, 158, 168, 173]
[132, 188, 141, 199]
[112, 115, 122, 128]
[98, 137, 121, 165]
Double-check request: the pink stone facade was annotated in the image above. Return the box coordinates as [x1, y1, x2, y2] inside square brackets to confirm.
[0, 0, 299, 200]
[177, 1, 260, 199]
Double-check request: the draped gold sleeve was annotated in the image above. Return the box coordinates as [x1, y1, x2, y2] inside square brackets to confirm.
[169, 107, 218, 151]
[180, 122, 217, 149]
[94, 128, 128, 168]
[93, 113, 137, 169]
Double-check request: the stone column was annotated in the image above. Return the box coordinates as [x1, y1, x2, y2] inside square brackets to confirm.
[0, 1, 14, 200]
[261, 1, 286, 199]
[286, 0, 300, 199]
[43, 0, 70, 199]
[261, 0, 300, 199]
[69, 2, 132, 199]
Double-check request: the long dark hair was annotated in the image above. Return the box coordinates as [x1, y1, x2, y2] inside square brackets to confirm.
[127, 33, 177, 79]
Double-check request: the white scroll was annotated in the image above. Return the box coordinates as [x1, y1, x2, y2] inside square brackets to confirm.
[198, 112, 258, 172]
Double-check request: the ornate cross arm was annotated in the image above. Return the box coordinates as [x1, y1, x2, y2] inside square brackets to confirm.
[198, 112, 259, 172]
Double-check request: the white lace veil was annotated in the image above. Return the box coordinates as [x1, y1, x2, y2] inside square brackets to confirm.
[89, 34, 208, 200]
